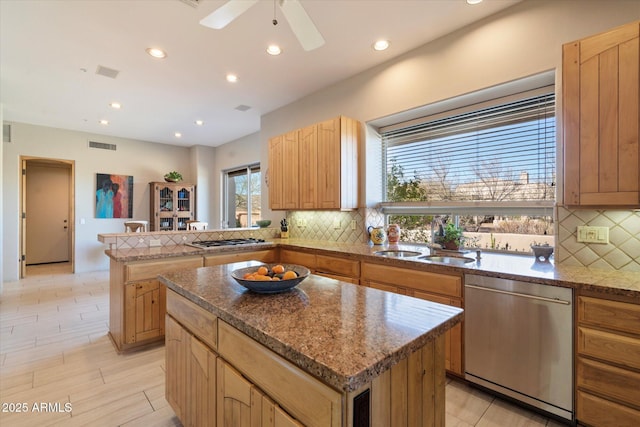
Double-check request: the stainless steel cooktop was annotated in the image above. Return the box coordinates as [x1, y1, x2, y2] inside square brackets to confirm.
[187, 238, 266, 249]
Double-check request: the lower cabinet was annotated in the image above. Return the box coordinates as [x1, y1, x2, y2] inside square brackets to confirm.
[218, 359, 302, 427]
[166, 291, 308, 427]
[576, 293, 640, 426]
[280, 249, 360, 285]
[110, 255, 203, 352]
[204, 249, 278, 267]
[124, 279, 166, 344]
[166, 314, 217, 427]
[362, 262, 464, 376]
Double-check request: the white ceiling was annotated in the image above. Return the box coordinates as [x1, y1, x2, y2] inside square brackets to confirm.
[0, 0, 521, 147]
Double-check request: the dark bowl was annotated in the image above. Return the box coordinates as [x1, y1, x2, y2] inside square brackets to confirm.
[256, 219, 272, 228]
[230, 264, 310, 293]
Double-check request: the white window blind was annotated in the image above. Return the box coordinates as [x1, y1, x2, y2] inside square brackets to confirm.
[382, 89, 556, 206]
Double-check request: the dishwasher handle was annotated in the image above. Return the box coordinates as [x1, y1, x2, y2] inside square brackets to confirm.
[465, 284, 571, 305]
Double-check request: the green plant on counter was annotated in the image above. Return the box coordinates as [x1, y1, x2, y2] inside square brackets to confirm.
[440, 222, 465, 249]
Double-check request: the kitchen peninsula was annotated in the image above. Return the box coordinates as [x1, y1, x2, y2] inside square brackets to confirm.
[159, 261, 463, 427]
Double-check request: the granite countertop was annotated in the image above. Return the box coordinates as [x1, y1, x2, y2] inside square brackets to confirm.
[159, 261, 464, 393]
[104, 241, 277, 261]
[104, 238, 640, 298]
[276, 239, 640, 298]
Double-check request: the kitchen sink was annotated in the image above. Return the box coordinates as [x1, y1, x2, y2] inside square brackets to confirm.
[418, 255, 475, 266]
[374, 250, 422, 258]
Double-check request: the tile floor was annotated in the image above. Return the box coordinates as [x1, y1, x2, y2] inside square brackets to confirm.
[1, 266, 568, 426]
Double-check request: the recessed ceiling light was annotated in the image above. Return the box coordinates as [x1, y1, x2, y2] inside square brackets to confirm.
[373, 40, 390, 51]
[146, 47, 167, 59]
[195, 120, 204, 126]
[226, 74, 238, 83]
[175, 132, 182, 138]
[266, 44, 282, 55]
[99, 119, 109, 125]
[110, 102, 121, 109]
[467, 0, 483, 4]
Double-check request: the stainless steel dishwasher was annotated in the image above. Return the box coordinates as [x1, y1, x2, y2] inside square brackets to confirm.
[464, 274, 573, 420]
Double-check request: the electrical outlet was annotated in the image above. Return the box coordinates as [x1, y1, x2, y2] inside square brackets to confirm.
[333, 219, 341, 229]
[149, 239, 162, 247]
[576, 226, 609, 244]
[350, 220, 357, 230]
[298, 218, 306, 227]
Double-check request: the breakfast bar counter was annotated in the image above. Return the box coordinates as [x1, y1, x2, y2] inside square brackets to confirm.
[159, 261, 463, 426]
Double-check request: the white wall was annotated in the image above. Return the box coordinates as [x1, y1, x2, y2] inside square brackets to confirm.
[190, 145, 216, 226]
[213, 132, 261, 228]
[260, 0, 640, 214]
[2, 122, 192, 281]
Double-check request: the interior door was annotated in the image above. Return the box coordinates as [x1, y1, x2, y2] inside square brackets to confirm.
[25, 161, 71, 265]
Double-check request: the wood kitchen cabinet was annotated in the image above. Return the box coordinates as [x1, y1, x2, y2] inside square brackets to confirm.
[269, 131, 299, 210]
[563, 20, 640, 207]
[269, 116, 361, 211]
[217, 359, 302, 427]
[166, 290, 329, 427]
[576, 292, 640, 426]
[280, 248, 360, 284]
[361, 262, 464, 376]
[149, 182, 196, 231]
[204, 249, 278, 267]
[109, 255, 203, 352]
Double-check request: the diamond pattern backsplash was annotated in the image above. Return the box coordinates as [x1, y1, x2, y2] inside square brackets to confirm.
[557, 207, 640, 272]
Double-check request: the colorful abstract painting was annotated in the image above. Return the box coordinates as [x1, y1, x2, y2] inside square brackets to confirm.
[96, 173, 133, 218]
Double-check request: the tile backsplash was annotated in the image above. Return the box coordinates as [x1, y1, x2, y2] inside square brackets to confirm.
[557, 207, 640, 272]
[288, 207, 640, 272]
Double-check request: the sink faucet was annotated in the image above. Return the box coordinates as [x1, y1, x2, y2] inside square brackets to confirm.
[429, 218, 443, 255]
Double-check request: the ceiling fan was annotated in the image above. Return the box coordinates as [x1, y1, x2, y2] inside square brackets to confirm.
[200, 0, 325, 51]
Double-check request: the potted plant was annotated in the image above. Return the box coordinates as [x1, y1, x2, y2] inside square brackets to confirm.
[439, 222, 465, 250]
[164, 171, 183, 183]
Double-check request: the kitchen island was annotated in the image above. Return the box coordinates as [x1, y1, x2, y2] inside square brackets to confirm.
[159, 261, 463, 427]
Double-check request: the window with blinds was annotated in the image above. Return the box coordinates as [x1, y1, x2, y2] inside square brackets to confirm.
[382, 90, 556, 206]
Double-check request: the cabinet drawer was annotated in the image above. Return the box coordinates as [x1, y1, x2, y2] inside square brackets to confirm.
[126, 256, 203, 282]
[577, 357, 640, 409]
[577, 390, 640, 427]
[217, 321, 341, 427]
[579, 296, 640, 335]
[280, 249, 316, 269]
[166, 290, 217, 351]
[362, 263, 462, 298]
[315, 254, 359, 278]
[204, 249, 277, 266]
[315, 271, 359, 285]
[578, 327, 640, 370]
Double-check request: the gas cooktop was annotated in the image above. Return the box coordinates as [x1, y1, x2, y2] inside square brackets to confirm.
[187, 238, 266, 249]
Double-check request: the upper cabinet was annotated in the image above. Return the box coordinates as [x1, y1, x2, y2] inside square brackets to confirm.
[563, 21, 640, 207]
[149, 182, 195, 231]
[269, 116, 361, 210]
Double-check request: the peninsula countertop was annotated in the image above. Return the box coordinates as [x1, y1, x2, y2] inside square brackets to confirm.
[159, 261, 464, 392]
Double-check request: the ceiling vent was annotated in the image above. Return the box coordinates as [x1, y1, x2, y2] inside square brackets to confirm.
[89, 140, 117, 151]
[235, 104, 251, 112]
[179, 0, 200, 7]
[3, 123, 11, 143]
[95, 65, 120, 79]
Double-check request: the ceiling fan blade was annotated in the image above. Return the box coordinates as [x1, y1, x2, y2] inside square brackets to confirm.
[200, 0, 259, 29]
[278, 0, 325, 51]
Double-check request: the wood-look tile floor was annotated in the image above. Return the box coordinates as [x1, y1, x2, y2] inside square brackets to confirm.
[1, 267, 567, 427]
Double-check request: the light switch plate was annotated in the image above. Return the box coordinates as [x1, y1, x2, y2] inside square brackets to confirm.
[149, 239, 162, 247]
[333, 219, 341, 229]
[576, 226, 609, 244]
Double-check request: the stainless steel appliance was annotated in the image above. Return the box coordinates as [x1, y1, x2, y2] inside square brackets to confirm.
[464, 274, 573, 420]
[187, 238, 266, 249]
